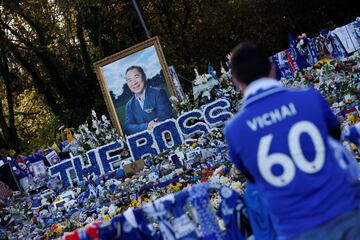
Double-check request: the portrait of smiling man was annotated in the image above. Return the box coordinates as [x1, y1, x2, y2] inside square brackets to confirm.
[124, 65, 173, 135]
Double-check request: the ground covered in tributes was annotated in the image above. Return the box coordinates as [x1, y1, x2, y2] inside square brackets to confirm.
[1, 49, 360, 239]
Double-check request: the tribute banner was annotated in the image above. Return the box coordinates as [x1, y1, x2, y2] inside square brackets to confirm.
[49, 99, 233, 187]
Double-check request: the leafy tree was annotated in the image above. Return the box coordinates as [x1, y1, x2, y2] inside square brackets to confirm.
[0, 0, 358, 154]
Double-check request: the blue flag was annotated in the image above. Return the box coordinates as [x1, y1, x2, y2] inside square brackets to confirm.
[77, 187, 90, 202]
[288, 32, 311, 70]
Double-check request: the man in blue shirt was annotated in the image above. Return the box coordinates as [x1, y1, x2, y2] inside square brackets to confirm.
[124, 66, 173, 135]
[225, 43, 359, 239]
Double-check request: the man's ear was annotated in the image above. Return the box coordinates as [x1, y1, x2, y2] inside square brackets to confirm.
[269, 64, 276, 79]
[232, 77, 247, 92]
[238, 82, 247, 92]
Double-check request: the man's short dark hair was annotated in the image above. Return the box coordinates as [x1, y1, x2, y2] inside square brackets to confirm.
[125, 65, 146, 81]
[230, 43, 270, 85]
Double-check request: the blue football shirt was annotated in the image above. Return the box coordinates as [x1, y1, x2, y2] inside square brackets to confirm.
[225, 78, 360, 239]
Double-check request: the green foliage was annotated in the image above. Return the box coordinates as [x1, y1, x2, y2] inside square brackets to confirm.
[0, 86, 59, 155]
[19, 116, 61, 154]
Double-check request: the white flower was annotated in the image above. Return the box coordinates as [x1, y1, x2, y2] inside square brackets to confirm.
[220, 64, 227, 75]
[91, 110, 97, 118]
[169, 96, 179, 103]
[194, 68, 200, 78]
[210, 193, 221, 209]
[92, 119, 98, 129]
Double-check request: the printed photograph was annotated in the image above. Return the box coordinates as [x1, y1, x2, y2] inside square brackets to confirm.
[94, 37, 177, 136]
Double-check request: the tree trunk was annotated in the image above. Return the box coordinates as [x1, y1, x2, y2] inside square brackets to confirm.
[4, 2, 73, 111]
[0, 50, 19, 148]
[76, 9, 93, 80]
[5, 41, 64, 116]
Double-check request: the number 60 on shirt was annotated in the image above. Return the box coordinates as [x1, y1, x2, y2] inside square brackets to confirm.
[257, 120, 325, 187]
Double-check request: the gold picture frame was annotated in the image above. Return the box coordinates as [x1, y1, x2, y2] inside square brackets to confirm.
[94, 37, 177, 137]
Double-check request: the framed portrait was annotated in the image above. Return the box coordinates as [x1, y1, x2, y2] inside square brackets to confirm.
[94, 37, 177, 137]
[45, 150, 61, 165]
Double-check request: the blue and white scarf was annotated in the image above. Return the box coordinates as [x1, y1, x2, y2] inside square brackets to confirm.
[188, 183, 223, 240]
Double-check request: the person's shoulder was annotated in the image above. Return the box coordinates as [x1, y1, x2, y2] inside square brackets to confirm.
[284, 86, 319, 96]
[147, 86, 166, 98]
[147, 86, 162, 93]
[278, 86, 321, 102]
[303, 87, 324, 98]
[125, 96, 136, 108]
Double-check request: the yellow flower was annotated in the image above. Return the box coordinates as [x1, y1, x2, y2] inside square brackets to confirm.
[350, 143, 358, 151]
[129, 199, 137, 207]
[168, 182, 182, 192]
[55, 227, 64, 233]
[116, 207, 123, 214]
[129, 199, 142, 208]
[347, 115, 356, 124]
[314, 57, 334, 67]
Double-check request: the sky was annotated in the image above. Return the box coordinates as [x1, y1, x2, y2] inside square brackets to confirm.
[101, 46, 162, 97]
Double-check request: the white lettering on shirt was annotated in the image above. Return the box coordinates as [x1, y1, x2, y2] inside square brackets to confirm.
[246, 103, 297, 131]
